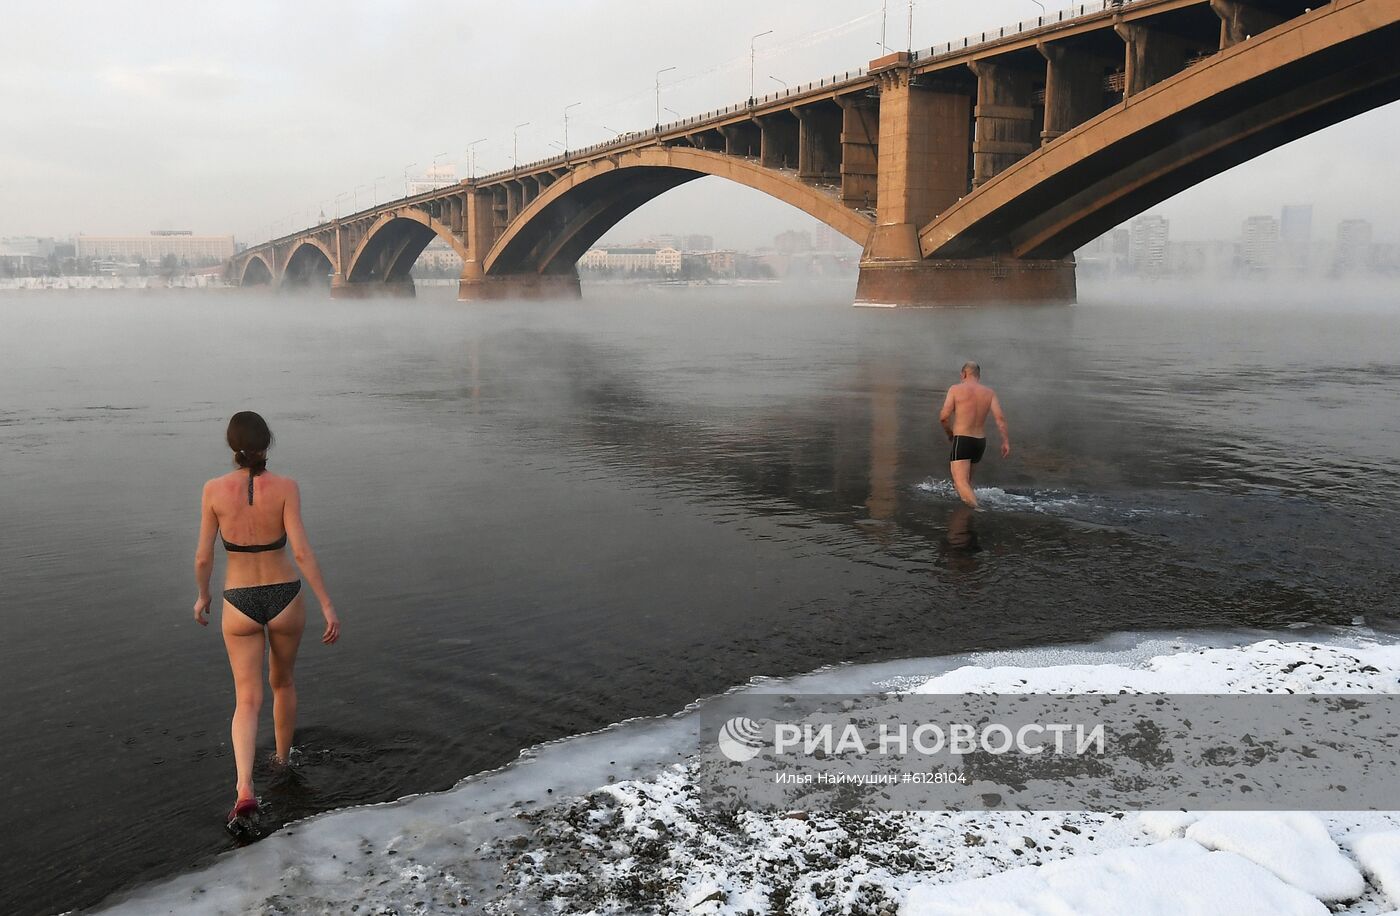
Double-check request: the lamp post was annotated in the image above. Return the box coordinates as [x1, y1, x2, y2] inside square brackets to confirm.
[664, 106, 681, 120]
[467, 138, 486, 180]
[402, 163, 417, 197]
[334, 191, 350, 219]
[371, 174, 386, 205]
[770, 75, 788, 93]
[750, 30, 773, 104]
[563, 102, 581, 156]
[432, 150, 449, 184]
[353, 184, 366, 212]
[908, 0, 915, 52]
[655, 66, 676, 128]
[512, 122, 530, 169]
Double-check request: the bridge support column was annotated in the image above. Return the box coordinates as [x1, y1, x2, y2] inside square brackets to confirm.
[795, 104, 842, 182]
[1114, 21, 1192, 96]
[969, 60, 1040, 186]
[719, 122, 760, 158]
[1210, 0, 1284, 48]
[855, 256, 1076, 307]
[1038, 42, 1108, 143]
[757, 112, 799, 170]
[860, 54, 979, 304]
[837, 97, 879, 211]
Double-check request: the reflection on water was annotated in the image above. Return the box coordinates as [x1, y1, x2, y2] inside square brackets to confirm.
[941, 504, 983, 573]
[1, 287, 1399, 914]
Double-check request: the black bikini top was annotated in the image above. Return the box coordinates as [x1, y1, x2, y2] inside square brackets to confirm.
[221, 467, 287, 553]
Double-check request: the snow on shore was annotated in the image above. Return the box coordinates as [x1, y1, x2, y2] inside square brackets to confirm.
[90, 634, 1400, 916]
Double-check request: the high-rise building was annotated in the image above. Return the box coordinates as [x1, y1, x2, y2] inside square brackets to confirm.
[1279, 204, 1312, 272]
[1127, 215, 1169, 275]
[1333, 219, 1373, 274]
[1241, 215, 1280, 274]
[682, 234, 715, 252]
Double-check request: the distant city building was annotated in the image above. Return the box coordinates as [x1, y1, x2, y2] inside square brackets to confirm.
[774, 230, 813, 254]
[1333, 219, 1373, 274]
[580, 246, 679, 272]
[1241, 215, 1280, 274]
[416, 238, 463, 271]
[75, 230, 236, 263]
[407, 163, 458, 197]
[1127, 215, 1169, 275]
[654, 247, 682, 273]
[683, 234, 714, 252]
[0, 236, 60, 258]
[700, 250, 737, 275]
[1279, 204, 1312, 272]
[650, 234, 682, 251]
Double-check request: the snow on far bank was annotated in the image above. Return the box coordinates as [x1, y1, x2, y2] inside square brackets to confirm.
[90, 634, 1400, 916]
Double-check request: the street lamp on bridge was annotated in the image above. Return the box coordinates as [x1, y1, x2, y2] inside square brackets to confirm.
[770, 75, 788, 94]
[353, 184, 367, 212]
[512, 122, 530, 170]
[402, 163, 417, 197]
[334, 191, 351, 219]
[750, 30, 773, 104]
[563, 102, 581, 156]
[655, 67, 676, 128]
[467, 138, 487, 180]
[371, 174, 386, 206]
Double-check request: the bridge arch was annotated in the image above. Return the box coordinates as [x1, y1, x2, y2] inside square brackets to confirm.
[283, 238, 336, 287]
[345, 209, 468, 283]
[483, 146, 874, 277]
[920, 0, 1400, 260]
[238, 253, 274, 286]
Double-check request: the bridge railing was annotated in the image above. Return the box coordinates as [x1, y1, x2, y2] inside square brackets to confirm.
[911, 0, 1132, 61]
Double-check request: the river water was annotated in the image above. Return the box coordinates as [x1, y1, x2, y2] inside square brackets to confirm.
[1, 283, 1397, 914]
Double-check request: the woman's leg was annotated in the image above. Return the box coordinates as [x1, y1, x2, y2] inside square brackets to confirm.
[266, 594, 307, 764]
[222, 603, 266, 802]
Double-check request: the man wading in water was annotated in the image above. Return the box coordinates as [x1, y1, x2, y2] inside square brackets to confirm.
[939, 361, 1011, 509]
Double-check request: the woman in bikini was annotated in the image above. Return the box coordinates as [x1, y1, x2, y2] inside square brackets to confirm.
[193, 410, 340, 827]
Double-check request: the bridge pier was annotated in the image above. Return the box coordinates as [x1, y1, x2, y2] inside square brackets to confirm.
[854, 256, 1076, 307]
[458, 270, 582, 302]
[329, 278, 416, 299]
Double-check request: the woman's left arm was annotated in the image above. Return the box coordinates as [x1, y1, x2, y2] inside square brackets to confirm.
[193, 481, 218, 626]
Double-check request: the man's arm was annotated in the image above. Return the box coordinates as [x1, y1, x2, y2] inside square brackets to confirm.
[991, 393, 1011, 458]
[939, 389, 956, 440]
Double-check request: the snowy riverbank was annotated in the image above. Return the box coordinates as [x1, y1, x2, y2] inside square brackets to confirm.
[90, 632, 1400, 915]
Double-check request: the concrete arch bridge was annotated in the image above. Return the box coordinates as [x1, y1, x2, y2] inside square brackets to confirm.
[229, 0, 1400, 306]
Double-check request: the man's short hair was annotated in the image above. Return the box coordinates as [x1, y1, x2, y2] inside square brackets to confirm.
[961, 361, 981, 378]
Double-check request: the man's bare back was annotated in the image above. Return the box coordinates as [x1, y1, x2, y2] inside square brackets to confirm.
[938, 362, 1010, 509]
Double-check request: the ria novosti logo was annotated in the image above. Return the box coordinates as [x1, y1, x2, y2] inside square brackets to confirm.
[718, 717, 768, 762]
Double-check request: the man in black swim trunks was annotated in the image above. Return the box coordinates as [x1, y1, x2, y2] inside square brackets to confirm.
[938, 361, 1011, 509]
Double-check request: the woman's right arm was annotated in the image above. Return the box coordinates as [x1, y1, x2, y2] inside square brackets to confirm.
[283, 479, 340, 644]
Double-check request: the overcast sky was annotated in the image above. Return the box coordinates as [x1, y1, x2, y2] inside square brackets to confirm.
[3, 0, 1397, 249]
